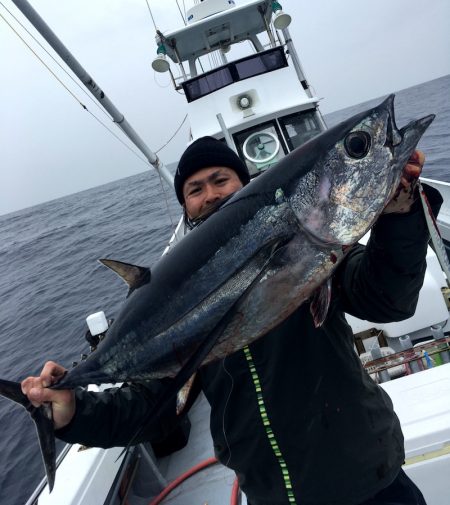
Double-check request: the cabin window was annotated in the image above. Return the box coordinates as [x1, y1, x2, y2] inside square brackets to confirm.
[234, 47, 287, 80]
[279, 110, 322, 150]
[183, 67, 234, 102]
[182, 46, 287, 102]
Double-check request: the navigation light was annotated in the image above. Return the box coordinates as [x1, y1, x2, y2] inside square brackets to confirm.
[271, 2, 292, 30]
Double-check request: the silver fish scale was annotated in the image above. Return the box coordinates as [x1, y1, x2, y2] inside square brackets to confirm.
[210, 231, 337, 361]
[84, 200, 300, 381]
[127, 201, 301, 379]
[289, 109, 403, 245]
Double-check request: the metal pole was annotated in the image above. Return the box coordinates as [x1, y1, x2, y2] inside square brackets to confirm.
[218, 49, 228, 66]
[281, 26, 327, 130]
[173, 45, 188, 80]
[281, 26, 312, 98]
[259, 6, 276, 48]
[216, 113, 238, 153]
[12, 0, 174, 187]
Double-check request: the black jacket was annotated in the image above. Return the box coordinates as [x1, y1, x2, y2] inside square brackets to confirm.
[57, 185, 442, 505]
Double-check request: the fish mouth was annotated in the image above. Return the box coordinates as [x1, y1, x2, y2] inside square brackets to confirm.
[380, 93, 435, 157]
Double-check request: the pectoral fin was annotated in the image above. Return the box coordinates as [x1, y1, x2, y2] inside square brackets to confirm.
[310, 279, 332, 327]
[176, 373, 197, 416]
[0, 379, 56, 492]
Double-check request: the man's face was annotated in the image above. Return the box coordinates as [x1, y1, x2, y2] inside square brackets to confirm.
[183, 166, 243, 219]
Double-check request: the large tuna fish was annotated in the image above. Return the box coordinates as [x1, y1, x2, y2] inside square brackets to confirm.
[0, 95, 434, 490]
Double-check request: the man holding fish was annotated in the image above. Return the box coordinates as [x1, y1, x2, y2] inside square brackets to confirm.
[18, 102, 444, 504]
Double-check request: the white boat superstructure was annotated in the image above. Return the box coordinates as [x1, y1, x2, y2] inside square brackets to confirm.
[158, 0, 323, 142]
[423, 178, 450, 242]
[17, 1, 450, 504]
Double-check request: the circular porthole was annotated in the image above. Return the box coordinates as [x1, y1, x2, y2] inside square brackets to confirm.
[243, 131, 280, 164]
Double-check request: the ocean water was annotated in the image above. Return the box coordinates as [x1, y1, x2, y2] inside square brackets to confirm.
[0, 74, 449, 505]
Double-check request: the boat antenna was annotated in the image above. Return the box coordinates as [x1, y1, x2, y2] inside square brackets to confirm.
[10, 0, 174, 188]
[144, 0, 158, 30]
[175, 0, 187, 25]
[145, 0, 186, 28]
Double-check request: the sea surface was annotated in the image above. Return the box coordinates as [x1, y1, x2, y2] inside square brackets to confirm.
[0, 74, 449, 505]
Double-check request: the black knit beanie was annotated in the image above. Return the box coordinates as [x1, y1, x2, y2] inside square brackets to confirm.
[174, 136, 250, 204]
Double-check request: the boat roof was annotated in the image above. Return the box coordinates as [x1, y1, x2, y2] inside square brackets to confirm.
[161, 0, 272, 63]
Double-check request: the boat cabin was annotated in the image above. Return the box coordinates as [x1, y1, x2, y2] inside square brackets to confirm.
[153, 0, 326, 177]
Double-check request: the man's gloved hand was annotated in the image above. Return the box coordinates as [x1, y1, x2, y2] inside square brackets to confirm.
[383, 150, 425, 214]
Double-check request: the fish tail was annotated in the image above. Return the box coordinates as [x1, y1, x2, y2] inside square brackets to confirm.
[0, 379, 56, 491]
[0, 378, 30, 407]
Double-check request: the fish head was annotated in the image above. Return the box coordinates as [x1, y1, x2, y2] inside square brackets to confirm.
[292, 94, 434, 245]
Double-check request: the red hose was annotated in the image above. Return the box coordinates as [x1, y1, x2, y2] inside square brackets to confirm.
[230, 477, 240, 505]
[148, 457, 218, 505]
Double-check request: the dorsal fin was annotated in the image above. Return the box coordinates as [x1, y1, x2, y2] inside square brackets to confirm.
[99, 259, 150, 291]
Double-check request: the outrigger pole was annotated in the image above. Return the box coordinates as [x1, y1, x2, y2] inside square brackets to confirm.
[11, 0, 174, 187]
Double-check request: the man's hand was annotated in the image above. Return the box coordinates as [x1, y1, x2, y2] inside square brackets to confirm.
[383, 150, 425, 214]
[21, 361, 75, 430]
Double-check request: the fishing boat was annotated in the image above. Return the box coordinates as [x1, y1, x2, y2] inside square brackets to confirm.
[7, 0, 450, 504]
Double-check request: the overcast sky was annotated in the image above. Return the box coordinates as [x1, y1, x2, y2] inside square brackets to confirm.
[1, 0, 449, 215]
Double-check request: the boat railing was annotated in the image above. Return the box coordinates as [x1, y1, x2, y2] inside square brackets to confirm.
[361, 336, 450, 383]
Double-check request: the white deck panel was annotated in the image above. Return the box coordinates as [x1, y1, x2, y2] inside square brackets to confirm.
[381, 364, 450, 505]
[36, 445, 124, 505]
[381, 364, 450, 458]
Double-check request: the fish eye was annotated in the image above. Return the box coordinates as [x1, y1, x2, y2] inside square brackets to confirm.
[344, 131, 371, 159]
